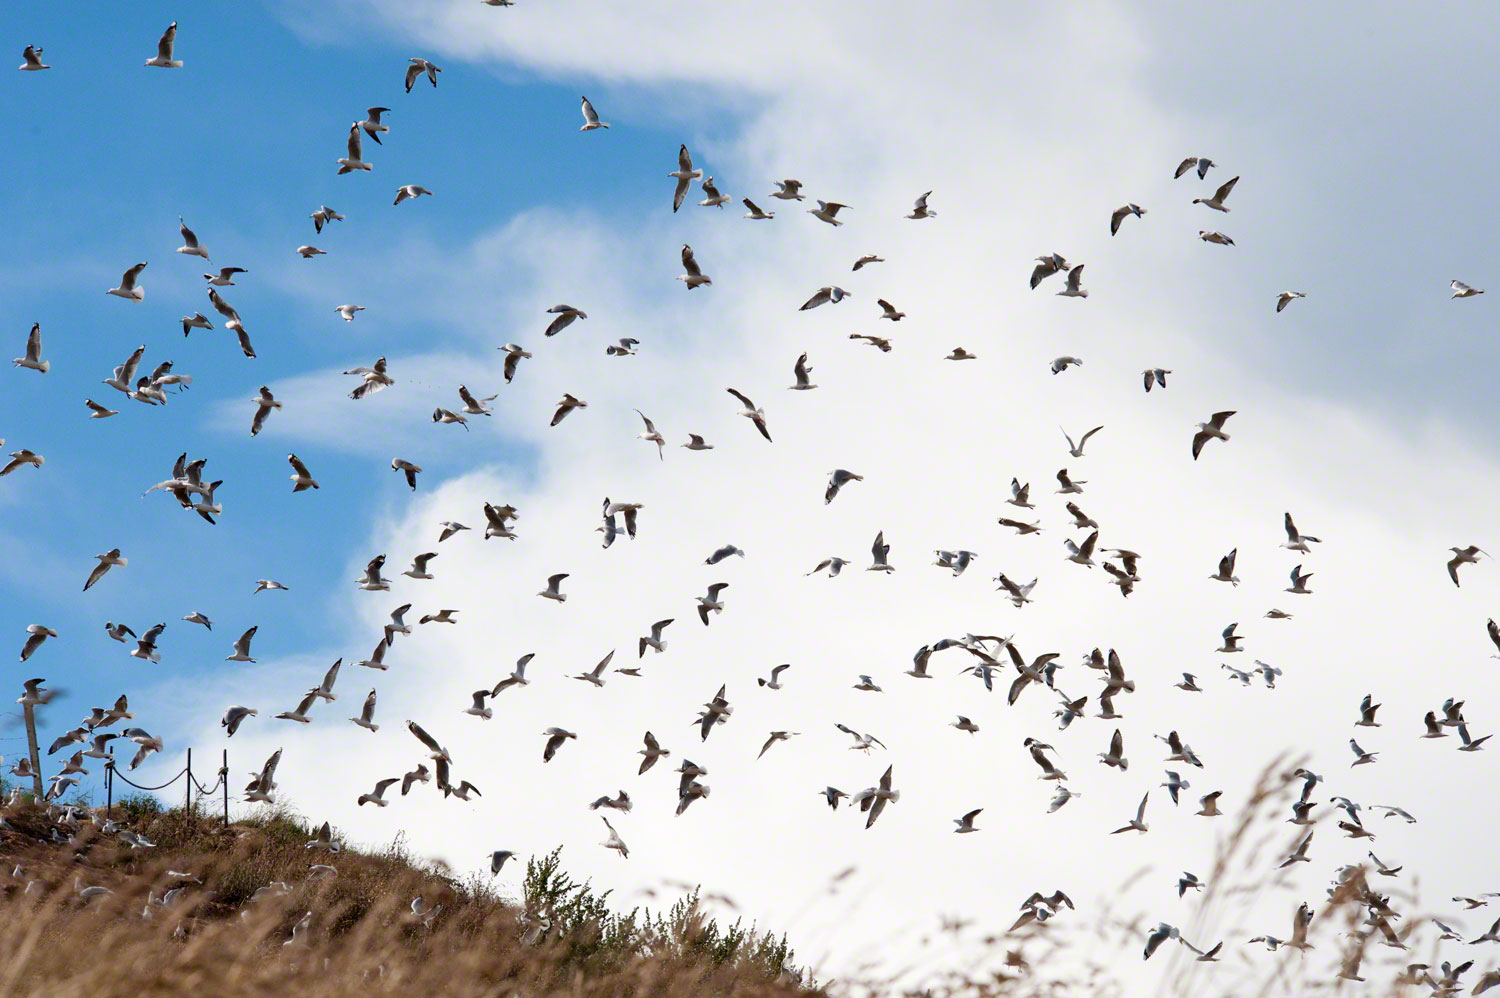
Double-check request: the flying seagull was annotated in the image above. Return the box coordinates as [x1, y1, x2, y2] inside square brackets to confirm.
[579, 96, 609, 130]
[145, 22, 182, 68]
[669, 145, 701, 212]
[1191, 411, 1235, 459]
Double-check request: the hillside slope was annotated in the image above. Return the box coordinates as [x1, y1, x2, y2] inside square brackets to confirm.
[0, 796, 812, 998]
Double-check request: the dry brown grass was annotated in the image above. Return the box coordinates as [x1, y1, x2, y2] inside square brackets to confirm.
[0, 762, 1463, 998]
[0, 800, 815, 998]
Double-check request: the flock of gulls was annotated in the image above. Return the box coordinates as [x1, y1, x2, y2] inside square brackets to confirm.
[4, 17, 1499, 995]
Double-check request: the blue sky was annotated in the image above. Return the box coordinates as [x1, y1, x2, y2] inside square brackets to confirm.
[1, 3, 696, 766]
[7, 3, 1500, 988]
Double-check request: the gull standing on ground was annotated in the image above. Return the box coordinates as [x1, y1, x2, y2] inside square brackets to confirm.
[13, 324, 48, 373]
[145, 23, 181, 67]
[579, 96, 608, 130]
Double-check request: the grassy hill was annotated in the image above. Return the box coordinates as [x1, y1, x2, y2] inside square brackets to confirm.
[0, 794, 813, 998]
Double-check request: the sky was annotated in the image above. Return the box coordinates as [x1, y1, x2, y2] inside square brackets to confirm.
[5, 2, 1500, 992]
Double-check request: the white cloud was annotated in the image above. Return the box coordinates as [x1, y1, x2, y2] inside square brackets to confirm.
[176, 1, 1500, 989]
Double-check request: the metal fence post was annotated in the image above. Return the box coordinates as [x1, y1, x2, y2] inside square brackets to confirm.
[222, 749, 229, 828]
[21, 701, 44, 799]
[185, 747, 193, 812]
[106, 746, 114, 815]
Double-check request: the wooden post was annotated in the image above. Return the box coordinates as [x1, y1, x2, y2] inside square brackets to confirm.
[20, 701, 44, 799]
